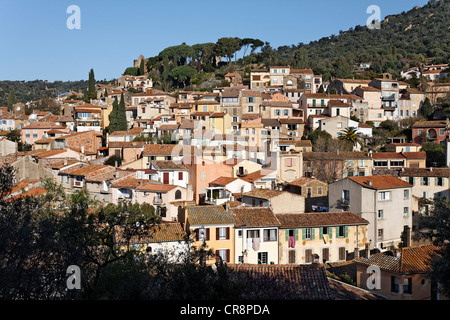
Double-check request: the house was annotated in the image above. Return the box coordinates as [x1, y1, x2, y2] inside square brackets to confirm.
[136, 183, 190, 221]
[371, 152, 427, 169]
[223, 158, 262, 178]
[399, 88, 425, 118]
[149, 160, 189, 188]
[231, 207, 281, 264]
[355, 245, 446, 300]
[385, 143, 422, 153]
[412, 120, 449, 145]
[183, 156, 233, 204]
[184, 205, 235, 265]
[239, 188, 305, 214]
[279, 118, 305, 138]
[74, 104, 111, 132]
[107, 127, 145, 144]
[114, 222, 190, 263]
[108, 141, 145, 164]
[249, 69, 270, 90]
[110, 174, 153, 204]
[240, 169, 277, 190]
[224, 72, 242, 87]
[285, 177, 328, 212]
[328, 175, 413, 252]
[276, 211, 369, 264]
[53, 131, 103, 157]
[204, 176, 252, 205]
[327, 79, 372, 95]
[58, 163, 115, 194]
[21, 122, 69, 146]
[84, 168, 134, 203]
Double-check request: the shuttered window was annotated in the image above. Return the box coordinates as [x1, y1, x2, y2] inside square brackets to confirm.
[339, 247, 346, 261]
[322, 248, 329, 262]
[288, 250, 296, 264]
[305, 249, 313, 263]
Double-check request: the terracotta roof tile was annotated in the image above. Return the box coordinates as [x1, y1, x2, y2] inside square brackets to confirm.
[231, 207, 280, 227]
[115, 222, 187, 244]
[348, 175, 412, 189]
[137, 183, 178, 192]
[241, 188, 285, 200]
[276, 212, 368, 228]
[186, 205, 234, 226]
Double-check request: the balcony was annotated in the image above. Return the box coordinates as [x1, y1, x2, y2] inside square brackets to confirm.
[339, 198, 350, 208]
[153, 196, 163, 205]
[205, 187, 232, 206]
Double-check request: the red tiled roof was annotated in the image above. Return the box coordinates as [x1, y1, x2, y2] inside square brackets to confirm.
[276, 212, 369, 228]
[231, 207, 280, 228]
[349, 175, 412, 189]
[209, 176, 238, 186]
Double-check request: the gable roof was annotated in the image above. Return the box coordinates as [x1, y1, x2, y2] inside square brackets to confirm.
[241, 188, 285, 200]
[348, 175, 412, 189]
[354, 245, 441, 274]
[227, 264, 333, 300]
[186, 205, 234, 226]
[276, 212, 369, 228]
[114, 222, 187, 244]
[231, 207, 280, 228]
[150, 160, 188, 171]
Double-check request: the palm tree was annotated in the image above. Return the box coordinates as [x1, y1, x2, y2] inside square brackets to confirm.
[338, 127, 363, 150]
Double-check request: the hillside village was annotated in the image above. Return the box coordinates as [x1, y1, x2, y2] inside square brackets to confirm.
[1, 58, 449, 300]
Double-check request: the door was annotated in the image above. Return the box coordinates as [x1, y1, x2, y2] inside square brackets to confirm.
[163, 172, 169, 184]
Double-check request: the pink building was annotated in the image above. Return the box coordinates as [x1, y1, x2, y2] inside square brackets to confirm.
[21, 122, 69, 146]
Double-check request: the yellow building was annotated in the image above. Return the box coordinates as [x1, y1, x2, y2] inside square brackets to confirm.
[185, 205, 236, 265]
[276, 212, 369, 264]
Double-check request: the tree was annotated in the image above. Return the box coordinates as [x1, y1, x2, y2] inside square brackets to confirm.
[338, 127, 363, 149]
[417, 197, 450, 298]
[88, 69, 96, 99]
[168, 65, 197, 89]
[7, 89, 17, 111]
[213, 37, 242, 66]
[118, 93, 128, 131]
[108, 97, 120, 133]
[420, 97, 434, 120]
[139, 59, 145, 76]
[104, 155, 123, 167]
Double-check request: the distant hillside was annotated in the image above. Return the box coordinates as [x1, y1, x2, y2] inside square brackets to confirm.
[0, 80, 90, 107]
[268, 0, 450, 81]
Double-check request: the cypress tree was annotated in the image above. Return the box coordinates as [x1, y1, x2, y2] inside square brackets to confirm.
[139, 59, 145, 76]
[108, 97, 119, 133]
[7, 89, 17, 111]
[118, 93, 128, 131]
[88, 68, 96, 99]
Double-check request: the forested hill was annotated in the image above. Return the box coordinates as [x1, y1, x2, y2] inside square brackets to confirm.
[0, 80, 90, 107]
[269, 0, 450, 80]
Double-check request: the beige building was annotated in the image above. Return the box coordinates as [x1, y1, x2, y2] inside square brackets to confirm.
[328, 175, 413, 252]
[286, 177, 328, 212]
[250, 69, 270, 90]
[239, 189, 305, 214]
[276, 212, 369, 264]
[277, 151, 303, 183]
[399, 88, 425, 118]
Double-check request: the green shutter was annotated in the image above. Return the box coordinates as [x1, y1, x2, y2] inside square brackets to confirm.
[295, 229, 299, 241]
[302, 228, 306, 240]
[329, 227, 333, 238]
[285, 230, 289, 242]
[435, 177, 439, 186]
[345, 226, 348, 238]
[335, 227, 339, 237]
[320, 227, 323, 239]
[311, 228, 315, 240]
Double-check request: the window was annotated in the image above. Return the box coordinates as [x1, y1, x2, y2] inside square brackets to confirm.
[247, 230, 260, 239]
[348, 160, 354, 167]
[178, 172, 183, 180]
[175, 190, 182, 200]
[338, 226, 346, 238]
[218, 249, 229, 263]
[404, 207, 409, 217]
[198, 228, 208, 241]
[342, 190, 350, 202]
[305, 249, 313, 263]
[421, 177, 429, 186]
[358, 160, 365, 167]
[283, 109, 289, 116]
[436, 177, 444, 186]
[391, 276, 400, 293]
[275, 110, 281, 116]
[403, 278, 412, 295]
[304, 228, 312, 240]
[337, 122, 342, 128]
[378, 210, 384, 219]
[338, 247, 346, 261]
[248, 106, 254, 112]
[288, 250, 296, 264]
[217, 227, 228, 240]
[390, 160, 404, 167]
[439, 129, 445, 136]
[263, 229, 277, 241]
[201, 172, 206, 181]
[404, 189, 410, 199]
[322, 248, 330, 262]
[378, 191, 391, 200]
[378, 229, 384, 239]
[318, 187, 323, 196]
[258, 252, 268, 264]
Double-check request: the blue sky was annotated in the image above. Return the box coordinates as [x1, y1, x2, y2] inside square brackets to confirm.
[0, 0, 430, 82]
